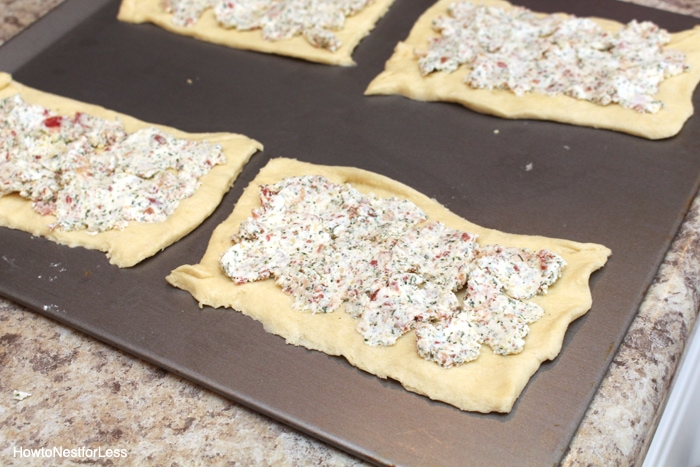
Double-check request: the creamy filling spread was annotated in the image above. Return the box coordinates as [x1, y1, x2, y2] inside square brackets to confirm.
[415, 1, 689, 113]
[0, 94, 226, 232]
[220, 175, 567, 368]
[161, 0, 376, 52]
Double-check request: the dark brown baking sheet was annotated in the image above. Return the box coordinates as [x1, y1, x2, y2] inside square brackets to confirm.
[1, 0, 700, 465]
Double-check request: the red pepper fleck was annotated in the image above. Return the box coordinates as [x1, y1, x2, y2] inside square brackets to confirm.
[43, 116, 63, 128]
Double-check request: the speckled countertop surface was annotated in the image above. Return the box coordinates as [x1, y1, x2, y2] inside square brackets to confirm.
[1, 1, 700, 465]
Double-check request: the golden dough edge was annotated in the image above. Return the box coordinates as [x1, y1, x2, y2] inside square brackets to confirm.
[364, 0, 700, 140]
[117, 0, 144, 23]
[117, 0, 398, 66]
[0, 73, 263, 267]
[167, 157, 611, 413]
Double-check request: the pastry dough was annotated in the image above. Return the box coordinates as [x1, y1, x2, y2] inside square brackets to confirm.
[0, 73, 262, 267]
[117, 0, 397, 66]
[365, 0, 700, 139]
[167, 158, 611, 413]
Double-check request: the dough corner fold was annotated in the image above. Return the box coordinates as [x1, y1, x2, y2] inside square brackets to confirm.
[0, 73, 263, 268]
[167, 157, 612, 413]
[364, 0, 700, 140]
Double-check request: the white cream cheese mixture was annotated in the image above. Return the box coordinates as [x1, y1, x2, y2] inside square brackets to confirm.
[0, 94, 226, 232]
[416, 1, 689, 112]
[220, 175, 567, 368]
[162, 0, 376, 52]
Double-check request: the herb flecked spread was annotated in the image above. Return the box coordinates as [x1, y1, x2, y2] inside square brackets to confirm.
[0, 94, 226, 232]
[219, 175, 566, 368]
[162, 0, 377, 52]
[416, 1, 689, 113]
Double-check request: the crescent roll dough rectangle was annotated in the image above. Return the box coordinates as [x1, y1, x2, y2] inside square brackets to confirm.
[118, 0, 397, 66]
[0, 73, 262, 267]
[365, 0, 700, 139]
[167, 158, 611, 413]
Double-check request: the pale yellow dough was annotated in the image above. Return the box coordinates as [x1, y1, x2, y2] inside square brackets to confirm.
[117, 0, 396, 66]
[167, 158, 611, 413]
[365, 0, 700, 139]
[0, 72, 262, 268]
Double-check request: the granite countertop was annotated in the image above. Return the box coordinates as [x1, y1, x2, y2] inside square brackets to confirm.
[1, 1, 700, 465]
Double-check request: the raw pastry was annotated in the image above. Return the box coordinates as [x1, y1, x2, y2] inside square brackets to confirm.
[365, 0, 700, 139]
[118, 0, 397, 66]
[0, 73, 262, 267]
[167, 158, 611, 413]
